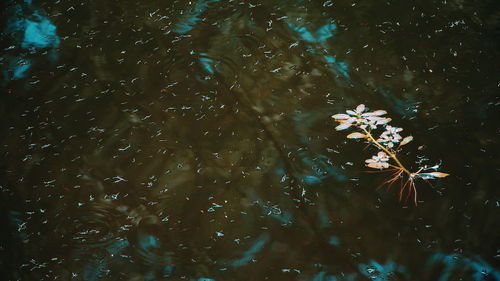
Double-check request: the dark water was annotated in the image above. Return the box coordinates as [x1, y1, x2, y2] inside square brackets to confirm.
[1, 0, 499, 280]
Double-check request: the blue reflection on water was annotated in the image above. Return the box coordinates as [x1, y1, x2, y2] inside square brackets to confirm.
[328, 236, 340, 246]
[199, 53, 215, 74]
[81, 239, 129, 281]
[174, 0, 219, 34]
[83, 259, 108, 281]
[301, 155, 348, 184]
[324, 56, 349, 79]
[139, 233, 160, 250]
[287, 20, 349, 79]
[426, 253, 500, 281]
[358, 259, 408, 280]
[287, 23, 316, 43]
[315, 23, 337, 42]
[309, 271, 356, 281]
[107, 239, 130, 255]
[2, 0, 60, 82]
[231, 233, 270, 267]
[287, 22, 336, 43]
[8, 58, 32, 80]
[21, 17, 60, 50]
[376, 87, 418, 117]
[8, 211, 28, 240]
[292, 112, 348, 185]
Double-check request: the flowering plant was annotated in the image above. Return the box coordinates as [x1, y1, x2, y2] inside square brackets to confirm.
[332, 104, 449, 204]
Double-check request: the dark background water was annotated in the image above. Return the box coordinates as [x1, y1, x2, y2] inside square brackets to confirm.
[1, 0, 499, 280]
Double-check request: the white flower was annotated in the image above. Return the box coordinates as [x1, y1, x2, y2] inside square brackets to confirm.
[365, 151, 390, 169]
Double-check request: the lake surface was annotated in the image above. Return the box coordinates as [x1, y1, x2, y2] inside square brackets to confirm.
[1, 0, 499, 280]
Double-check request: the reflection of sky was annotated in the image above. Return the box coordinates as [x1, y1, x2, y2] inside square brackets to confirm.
[427, 253, 500, 281]
[82, 239, 129, 281]
[10, 59, 32, 80]
[199, 53, 215, 74]
[174, 0, 219, 34]
[377, 87, 418, 117]
[287, 22, 336, 43]
[231, 233, 270, 267]
[358, 259, 407, 280]
[304, 253, 499, 280]
[287, 21, 350, 79]
[309, 271, 356, 281]
[2, 0, 60, 82]
[301, 155, 348, 184]
[20, 15, 60, 50]
[174, 0, 220, 76]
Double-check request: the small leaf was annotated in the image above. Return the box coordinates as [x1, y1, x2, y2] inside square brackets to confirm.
[332, 113, 350, 119]
[347, 132, 366, 139]
[417, 172, 450, 179]
[400, 136, 413, 146]
[335, 122, 352, 131]
[426, 172, 449, 178]
[371, 110, 387, 116]
[355, 104, 365, 113]
[376, 118, 392, 125]
[362, 110, 387, 117]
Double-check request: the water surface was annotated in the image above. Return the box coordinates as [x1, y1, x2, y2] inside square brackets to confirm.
[1, 0, 499, 280]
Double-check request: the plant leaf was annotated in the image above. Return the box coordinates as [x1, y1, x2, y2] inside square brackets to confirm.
[335, 122, 352, 131]
[371, 110, 387, 116]
[362, 110, 387, 117]
[332, 113, 350, 119]
[400, 136, 413, 146]
[426, 172, 449, 178]
[355, 104, 365, 113]
[347, 132, 366, 139]
[376, 118, 392, 125]
[418, 172, 450, 179]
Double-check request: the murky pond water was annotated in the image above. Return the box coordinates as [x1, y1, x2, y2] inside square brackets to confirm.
[1, 0, 499, 280]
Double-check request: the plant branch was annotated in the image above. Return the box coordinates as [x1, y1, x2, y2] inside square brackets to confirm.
[361, 127, 411, 175]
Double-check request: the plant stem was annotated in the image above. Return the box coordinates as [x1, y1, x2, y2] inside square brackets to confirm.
[361, 128, 411, 176]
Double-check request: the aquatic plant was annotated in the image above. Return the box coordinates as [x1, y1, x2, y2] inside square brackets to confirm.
[332, 104, 449, 204]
